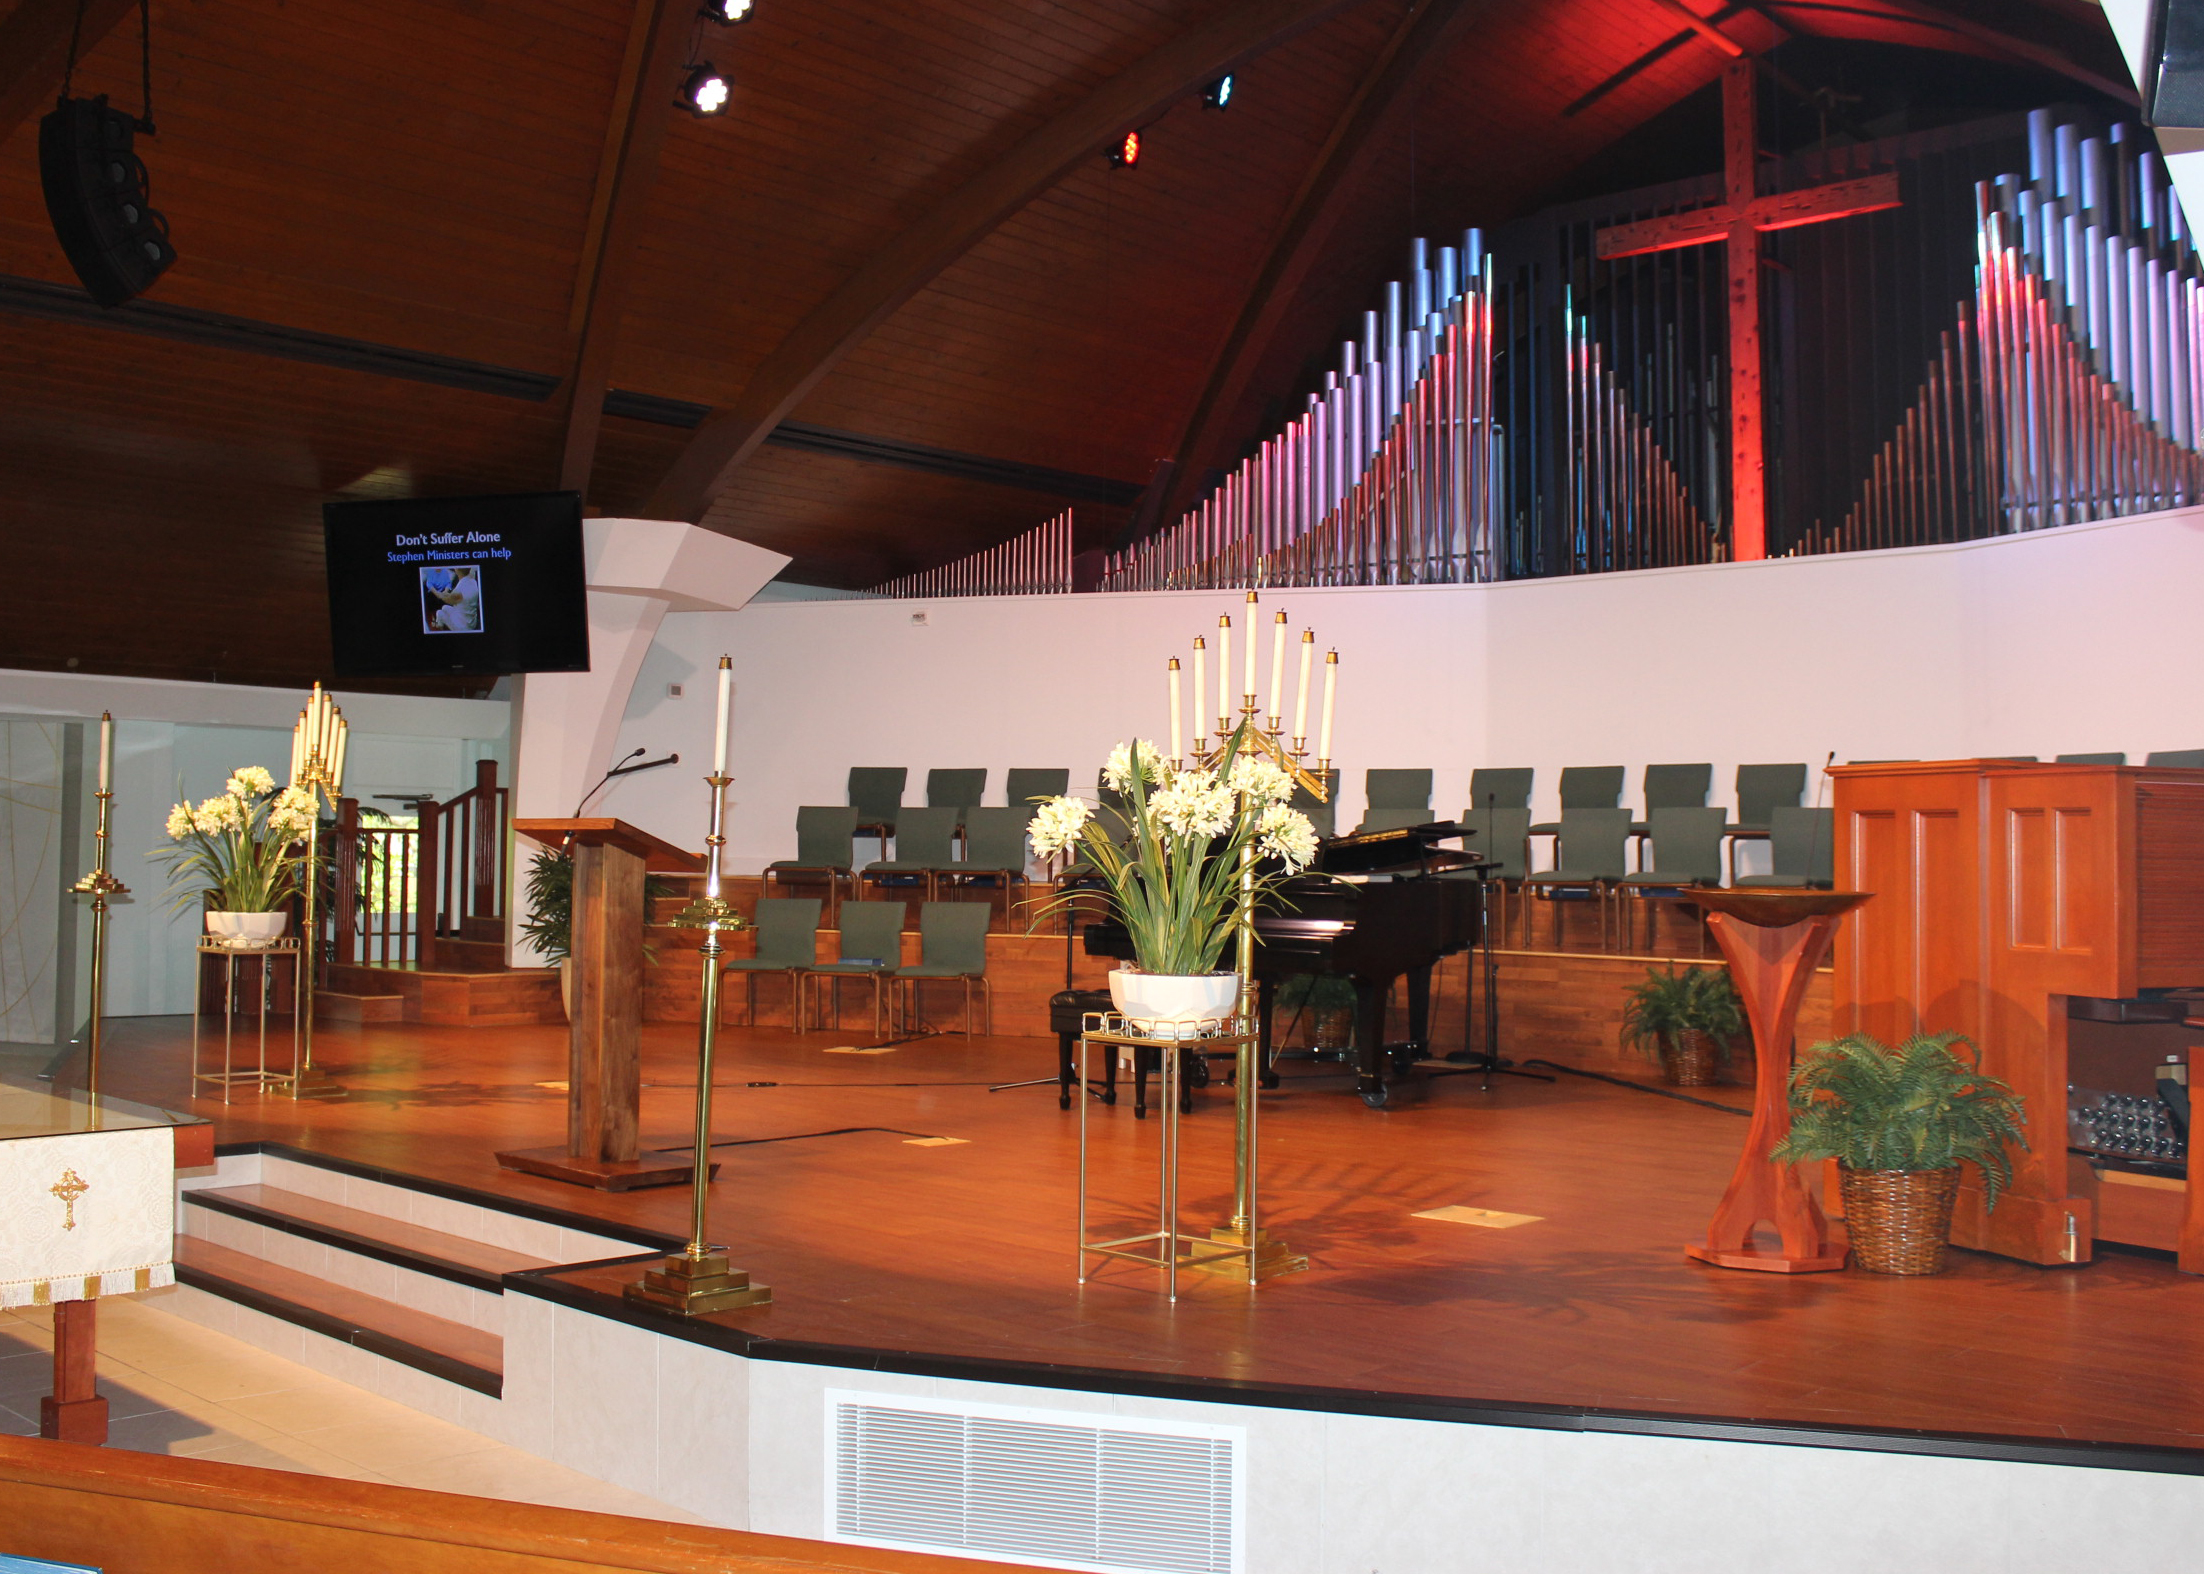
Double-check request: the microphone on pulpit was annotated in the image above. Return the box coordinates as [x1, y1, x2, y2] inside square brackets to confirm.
[1809, 750, 1835, 887]
[571, 748, 648, 821]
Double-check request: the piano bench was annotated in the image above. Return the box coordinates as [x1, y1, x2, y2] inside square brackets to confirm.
[1051, 989, 1117, 1110]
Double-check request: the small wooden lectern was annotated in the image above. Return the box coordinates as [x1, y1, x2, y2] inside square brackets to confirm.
[1685, 888, 1872, 1273]
[498, 819, 705, 1191]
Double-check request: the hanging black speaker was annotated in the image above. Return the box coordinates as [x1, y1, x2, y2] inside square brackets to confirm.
[40, 95, 175, 308]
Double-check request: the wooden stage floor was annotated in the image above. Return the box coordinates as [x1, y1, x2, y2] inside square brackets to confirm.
[78, 1014, 2204, 1462]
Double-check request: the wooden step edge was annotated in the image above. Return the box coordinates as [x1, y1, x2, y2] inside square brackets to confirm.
[173, 1253, 502, 1400]
[182, 1189, 515, 1294]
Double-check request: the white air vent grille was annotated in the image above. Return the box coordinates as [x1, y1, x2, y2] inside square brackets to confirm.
[826, 1390, 1243, 1574]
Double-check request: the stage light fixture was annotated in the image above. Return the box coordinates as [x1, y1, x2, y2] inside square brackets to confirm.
[701, 0, 753, 22]
[680, 64, 731, 116]
[1203, 74, 1234, 109]
[1109, 129, 1141, 168]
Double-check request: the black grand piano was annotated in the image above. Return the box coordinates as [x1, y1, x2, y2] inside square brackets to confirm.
[1084, 821, 1495, 1107]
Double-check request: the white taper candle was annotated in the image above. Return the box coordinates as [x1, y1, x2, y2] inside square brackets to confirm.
[1216, 616, 1231, 725]
[1318, 650, 1338, 763]
[328, 720, 347, 793]
[1190, 638, 1206, 749]
[1168, 658, 1182, 763]
[1243, 592, 1258, 701]
[713, 655, 732, 775]
[1268, 611, 1287, 724]
[98, 712, 112, 794]
[1294, 630, 1314, 741]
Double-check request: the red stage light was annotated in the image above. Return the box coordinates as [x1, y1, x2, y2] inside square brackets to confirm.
[1110, 129, 1141, 168]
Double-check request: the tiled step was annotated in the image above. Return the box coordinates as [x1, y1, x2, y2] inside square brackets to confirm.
[174, 1236, 503, 1397]
[182, 1184, 552, 1293]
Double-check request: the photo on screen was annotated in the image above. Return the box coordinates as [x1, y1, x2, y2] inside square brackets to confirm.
[420, 563, 485, 635]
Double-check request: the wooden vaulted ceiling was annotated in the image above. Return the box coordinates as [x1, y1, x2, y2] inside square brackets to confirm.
[0, 0, 2128, 691]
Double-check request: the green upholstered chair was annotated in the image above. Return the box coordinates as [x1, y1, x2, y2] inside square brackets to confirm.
[722, 897, 819, 1029]
[1290, 768, 1340, 840]
[1631, 763, 1712, 836]
[801, 900, 905, 1035]
[939, 806, 1032, 922]
[1352, 808, 1438, 835]
[2146, 749, 2204, 767]
[1467, 768, 1534, 811]
[1613, 808, 1727, 950]
[1736, 807, 1835, 889]
[1529, 765, 1625, 837]
[1451, 806, 1532, 945]
[1354, 768, 1433, 834]
[1522, 806, 1633, 948]
[926, 767, 989, 831]
[847, 767, 906, 860]
[859, 805, 958, 901]
[764, 806, 858, 923]
[1004, 768, 1069, 806]
[2057, 752, 2127, 764]
[893, 901, 994, 1037]
[1732, 763, 1807, 833]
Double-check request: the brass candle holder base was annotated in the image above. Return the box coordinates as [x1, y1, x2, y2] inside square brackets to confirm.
[1182, 1224, 1307, 1283]
[287, 1066, 348, 1099]
[623, 1250, 772, 1315]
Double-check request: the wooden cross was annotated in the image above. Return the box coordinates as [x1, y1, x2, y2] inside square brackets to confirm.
[50, 1168, 88, 1231]
[1595, 59, 1900, 561]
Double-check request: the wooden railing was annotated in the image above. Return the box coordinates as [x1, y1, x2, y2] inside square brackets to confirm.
[330, 759, 508, 970]
[0, 1434, 1035, 1574]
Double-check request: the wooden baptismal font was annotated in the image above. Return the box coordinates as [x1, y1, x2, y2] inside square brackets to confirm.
[1685, 887, 1872, 1273]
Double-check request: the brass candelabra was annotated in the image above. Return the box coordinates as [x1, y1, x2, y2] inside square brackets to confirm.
[288, 685, 348, 1098]
[1168, 591, 1337, 1283]
[70, 712, 127, 1101]
[629, 674, 769, 1315]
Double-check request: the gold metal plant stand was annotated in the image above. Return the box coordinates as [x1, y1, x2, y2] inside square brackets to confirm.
[1172, 591, 1332, 1283]
[1075, 1012, 1262, 1301]
[69, 718, 127, 1101]
[627, 767, 770, 1315]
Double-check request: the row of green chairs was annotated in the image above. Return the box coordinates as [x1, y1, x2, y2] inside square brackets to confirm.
[1341, 763, 1812, 845]
[847, 767, 1069, 857]
[727, 898, 993, 1037]
[766, 806, 1035, 923]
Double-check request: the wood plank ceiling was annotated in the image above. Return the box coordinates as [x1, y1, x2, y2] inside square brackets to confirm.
[0, 0, 2128, 690]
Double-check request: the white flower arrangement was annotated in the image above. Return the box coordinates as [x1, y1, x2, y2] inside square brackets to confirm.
[151, 766, 314, 915]
[1031, 725, 1321, 976]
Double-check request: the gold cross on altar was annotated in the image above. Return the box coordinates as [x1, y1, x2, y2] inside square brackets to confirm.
[50, 1168, 89, 1231]
[1595, 59, 1900, 561]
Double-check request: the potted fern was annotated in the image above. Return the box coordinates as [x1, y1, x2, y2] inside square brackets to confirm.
[1618, 966, 1742, 1086]
[1770, 1032, 2029, 1275]
[1276, 973, 1357, 1053]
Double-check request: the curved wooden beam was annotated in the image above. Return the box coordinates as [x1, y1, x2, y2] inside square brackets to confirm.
[1765, 0, 2138, 105]
[1152, 0, 1488, 536]
[642, 0, 1366, 523]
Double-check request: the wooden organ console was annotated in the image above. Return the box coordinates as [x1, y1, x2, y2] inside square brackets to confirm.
[1832, 761, 2204, 1268]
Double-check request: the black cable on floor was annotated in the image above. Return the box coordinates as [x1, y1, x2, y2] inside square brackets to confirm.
[1520, 1059, 1751, 1116]
[661, 1125, 944, 1151]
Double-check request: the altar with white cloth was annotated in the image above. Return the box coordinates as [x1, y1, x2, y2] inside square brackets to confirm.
[1, 1083, 185, 1442]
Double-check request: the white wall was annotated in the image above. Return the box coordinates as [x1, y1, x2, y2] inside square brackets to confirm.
[598, 508, 2204, 873]
[0, 668, 510, 1017]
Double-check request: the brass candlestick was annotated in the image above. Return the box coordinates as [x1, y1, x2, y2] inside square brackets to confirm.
[627, 769, 769, 1315]
[289, 686, 347, 1098]
[70, 721, 128, 1101]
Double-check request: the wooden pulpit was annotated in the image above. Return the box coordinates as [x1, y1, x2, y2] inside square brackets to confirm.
[1833, 761, 2204, 1267]
[498, 818, 703, 1191]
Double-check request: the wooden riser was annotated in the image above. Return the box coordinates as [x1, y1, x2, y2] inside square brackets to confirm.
[326, 962, 562, 1028]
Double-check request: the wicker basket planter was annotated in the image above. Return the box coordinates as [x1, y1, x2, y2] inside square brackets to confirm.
[1839, 1164, 1962, 1274]
[1659, 1030, 1722, 1087]
[1312, 1005, 1354, 1052]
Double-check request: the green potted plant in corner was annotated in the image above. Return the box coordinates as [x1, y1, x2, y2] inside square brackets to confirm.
[516, 845, 674, 1020]
[1618, 965, 1743, 1086]
[1276, 973, 1357, 1054]
[1029, 733, 1319, 1038]
[152, 766, 317, 944]
[1771, 1031, 2029, 1275]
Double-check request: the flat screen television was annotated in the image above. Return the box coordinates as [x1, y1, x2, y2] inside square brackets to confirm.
[322, 491, 590, 677]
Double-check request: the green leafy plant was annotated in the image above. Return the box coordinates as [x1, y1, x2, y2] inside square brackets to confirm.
[151, 766, 315, 914]
[1026, 728, 1320, 976]
[1276, 974, 1356, 1011]
[515, 845, 673, 964]
[1617, 966, 1743, 1063]
[1771, 1032, 2029, 1209]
